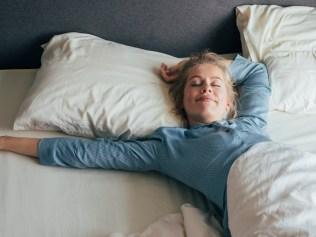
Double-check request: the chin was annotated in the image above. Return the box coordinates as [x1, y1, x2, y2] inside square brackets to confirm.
[187, 109, 223, 123]
[197, 115, 218, 124]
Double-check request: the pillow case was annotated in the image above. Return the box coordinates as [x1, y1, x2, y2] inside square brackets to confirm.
[236, 5, 316, 113]
[14, 33, 183, 138]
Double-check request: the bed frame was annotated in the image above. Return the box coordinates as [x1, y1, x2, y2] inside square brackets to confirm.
[1, 0, 316, 69]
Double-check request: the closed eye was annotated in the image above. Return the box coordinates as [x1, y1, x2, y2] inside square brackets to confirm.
[190, 78, 202, 86]
[191, 82, 222, 87]
[188, 76, 224, 87]
[191, 82, 202, 86]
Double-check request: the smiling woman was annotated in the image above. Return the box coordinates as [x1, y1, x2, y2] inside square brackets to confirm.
[166, 52, 237, 126]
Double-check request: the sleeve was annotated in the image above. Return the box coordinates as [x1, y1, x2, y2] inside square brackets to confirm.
[38, 135, 163, 171]
[229, 54, 271, 131]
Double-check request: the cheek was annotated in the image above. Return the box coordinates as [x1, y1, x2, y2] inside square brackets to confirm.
[218, 86, 229, 100]
[215, 88, 230, 109]
[183, 87, 199, 111]
[222, 89, 232, 108]
[183, 87, 194, 103]
[183, 91, 190, 109]
[221, 90, 229, 101]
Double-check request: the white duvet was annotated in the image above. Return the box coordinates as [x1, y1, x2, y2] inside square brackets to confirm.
[228, 141, 316, 237]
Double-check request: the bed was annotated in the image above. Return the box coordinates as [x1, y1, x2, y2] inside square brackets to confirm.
[1, 1, 316, 237]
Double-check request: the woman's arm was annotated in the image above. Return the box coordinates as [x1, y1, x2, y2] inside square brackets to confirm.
[38, 136, 162, 170]
[229, 55, 271, 130]
[0, 135, 163, 171]
[0, 136, 39, 158]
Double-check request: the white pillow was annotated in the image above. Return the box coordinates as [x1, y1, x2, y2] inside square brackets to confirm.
[236, 5, 316, 113]
[14, 32, 183, 138]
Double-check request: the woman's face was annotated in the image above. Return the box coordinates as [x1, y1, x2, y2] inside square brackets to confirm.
[183, 63, 231, 126]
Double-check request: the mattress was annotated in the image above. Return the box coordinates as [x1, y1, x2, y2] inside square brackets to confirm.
[0, 69, 209, 236]
[1, 69, 316, 237]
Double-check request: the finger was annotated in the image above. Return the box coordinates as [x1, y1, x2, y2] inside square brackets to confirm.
[160, 63, 179, 82]
[163, 65, 177, 78]
[162, 73, 178, 83]
[160, 70, 173, 82]
[168, 65, 178, 74]
[161, 63, 169, 69]
[160, 65, 170, 79]
[167, 74, 178, 81]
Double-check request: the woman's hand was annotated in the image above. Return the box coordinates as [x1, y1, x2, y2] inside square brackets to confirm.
[0, 136, 39, 158]
[160, 60, 187, 83]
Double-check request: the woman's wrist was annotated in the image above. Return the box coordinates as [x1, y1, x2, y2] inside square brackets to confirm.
[0, 136, 39, 158]
[0, 136, 7, 150]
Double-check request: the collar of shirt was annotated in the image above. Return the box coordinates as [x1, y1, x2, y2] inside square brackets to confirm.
[189, 119, 232, 129]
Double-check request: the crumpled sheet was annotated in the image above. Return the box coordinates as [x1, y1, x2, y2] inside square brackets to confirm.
[107, 204, 223, 237]
[227, 141, 316, 237]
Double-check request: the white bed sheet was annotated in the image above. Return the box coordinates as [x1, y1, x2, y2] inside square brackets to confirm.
[0, 69, 209, 236]
[1, 69, 316, 237]
[267, 111, 316, 154]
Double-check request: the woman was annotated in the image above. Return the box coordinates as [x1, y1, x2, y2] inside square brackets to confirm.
[0, 52, 270, 237]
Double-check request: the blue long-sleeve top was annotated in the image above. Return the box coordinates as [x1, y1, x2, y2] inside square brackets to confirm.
[38, 55, 271, 237]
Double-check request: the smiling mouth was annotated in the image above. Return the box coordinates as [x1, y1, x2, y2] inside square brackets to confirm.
[198, 99, 212, 102]
[196, 97, 217, 103]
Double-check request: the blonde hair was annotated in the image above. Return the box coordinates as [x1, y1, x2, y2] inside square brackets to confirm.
[169, 51, 237, 125]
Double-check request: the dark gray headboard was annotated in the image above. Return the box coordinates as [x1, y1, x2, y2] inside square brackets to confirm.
[1, 0, 316, 69]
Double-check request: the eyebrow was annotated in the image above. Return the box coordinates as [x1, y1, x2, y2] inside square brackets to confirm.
[188, 75, 223, 81]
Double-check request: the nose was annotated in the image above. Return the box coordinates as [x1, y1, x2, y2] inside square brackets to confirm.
[200, 85, 212, 94]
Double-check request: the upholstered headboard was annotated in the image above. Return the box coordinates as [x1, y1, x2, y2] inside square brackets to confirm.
[1, 0, 316, 69]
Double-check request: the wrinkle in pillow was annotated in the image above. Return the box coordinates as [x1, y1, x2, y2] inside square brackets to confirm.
[236, 5, 316, 114]
[13, 33, 183, 138]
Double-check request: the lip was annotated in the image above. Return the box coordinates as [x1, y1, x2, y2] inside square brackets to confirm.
[196, 96, 216, 102]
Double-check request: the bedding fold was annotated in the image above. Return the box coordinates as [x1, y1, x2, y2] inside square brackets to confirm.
[227, 141, 316, 237]
[107, 204, 222, 237]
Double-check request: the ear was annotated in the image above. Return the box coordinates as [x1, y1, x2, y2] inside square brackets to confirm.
[225, 102, 231, 112]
